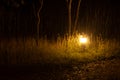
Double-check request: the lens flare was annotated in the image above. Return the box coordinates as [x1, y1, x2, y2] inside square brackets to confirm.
[79, 35, 88, 44]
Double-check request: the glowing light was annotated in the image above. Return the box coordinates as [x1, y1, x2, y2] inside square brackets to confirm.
[79, 35, 88, 44]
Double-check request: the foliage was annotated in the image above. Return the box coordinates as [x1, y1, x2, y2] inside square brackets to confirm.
[0, 34, 120, 64]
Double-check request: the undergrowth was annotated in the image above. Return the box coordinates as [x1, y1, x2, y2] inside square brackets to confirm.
[0, 34, 120, 64]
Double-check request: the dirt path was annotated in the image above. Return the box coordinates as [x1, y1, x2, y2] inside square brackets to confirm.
[65, 58, 120, 80]
[0, 58, 120, 80]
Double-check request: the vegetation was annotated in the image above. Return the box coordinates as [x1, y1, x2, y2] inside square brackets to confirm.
[0, 33, 119, 64]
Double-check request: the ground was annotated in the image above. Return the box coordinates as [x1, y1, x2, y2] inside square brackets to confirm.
[0, 58, 120, 80]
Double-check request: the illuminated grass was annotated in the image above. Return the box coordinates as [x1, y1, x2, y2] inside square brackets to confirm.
[0, 34, 120, 64]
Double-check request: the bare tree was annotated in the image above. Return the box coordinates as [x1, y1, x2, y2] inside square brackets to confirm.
[33, 0, 43, 45]
[66, 0, 72, 35]
[66, 0, 82, 35]
[74, 0, 81, 32]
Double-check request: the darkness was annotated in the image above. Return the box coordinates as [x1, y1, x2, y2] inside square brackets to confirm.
[41, 0, 67, 38]
[0, 0, 120, 39]
[79, 0, 120, 39]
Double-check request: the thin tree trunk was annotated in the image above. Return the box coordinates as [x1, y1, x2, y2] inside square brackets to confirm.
[68, 0, 72, 35]
[33, 0, 43, 45]
[66, 0, 72, 35]
[74, 0, 81, 32]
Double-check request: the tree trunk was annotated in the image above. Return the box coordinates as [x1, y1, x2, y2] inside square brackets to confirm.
[33, 0, 43, 45]
[68, 0, 72, 35]
[74, 0, 81, 32]
[66, 0, 72, 35]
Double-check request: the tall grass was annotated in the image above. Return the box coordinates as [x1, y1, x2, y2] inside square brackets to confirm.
[0, 34, 120, 64]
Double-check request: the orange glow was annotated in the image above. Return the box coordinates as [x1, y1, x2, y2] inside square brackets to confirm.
[79, 35, 88, 44]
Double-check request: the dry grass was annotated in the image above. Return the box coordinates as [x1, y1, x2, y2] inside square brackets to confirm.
[0, 34, 120, 64]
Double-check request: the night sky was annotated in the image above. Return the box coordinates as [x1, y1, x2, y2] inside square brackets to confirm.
[0, 0, 120, 39]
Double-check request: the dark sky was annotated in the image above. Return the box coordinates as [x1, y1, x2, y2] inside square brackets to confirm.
[0, 0, 120, 38]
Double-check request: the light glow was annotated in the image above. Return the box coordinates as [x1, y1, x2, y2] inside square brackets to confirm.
[79, 35, 88, 44]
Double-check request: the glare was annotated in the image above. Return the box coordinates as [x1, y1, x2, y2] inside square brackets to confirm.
[79, 35, 88, 44]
